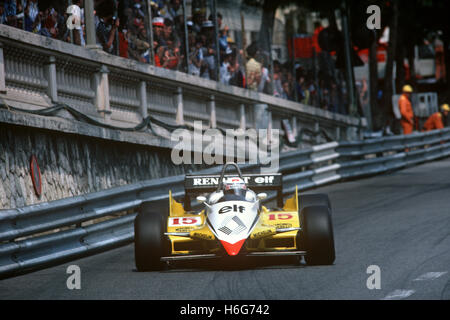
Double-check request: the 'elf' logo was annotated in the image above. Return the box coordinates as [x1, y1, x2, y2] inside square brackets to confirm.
[219, 205, 246, 214]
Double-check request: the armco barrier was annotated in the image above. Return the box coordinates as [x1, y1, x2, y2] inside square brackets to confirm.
[1, 128, 450, 278]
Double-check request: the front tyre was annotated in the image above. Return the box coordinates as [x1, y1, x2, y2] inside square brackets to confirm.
[301, 205, 335, 265]
[299, 194, 331, 211]
[134, 203, 167, 271]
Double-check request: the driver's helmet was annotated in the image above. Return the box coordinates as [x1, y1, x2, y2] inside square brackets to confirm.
[223, 177, 247, 198]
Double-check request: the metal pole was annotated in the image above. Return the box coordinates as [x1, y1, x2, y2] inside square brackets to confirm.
[291, 13, 298, 101]
[268, 27, 275, 95]
[22, 1, 25, 30]
[182, 0, 189, 73]
[313, 47, 319, 107]
[114, 0, 119, 56]
[145, 0, 155, 65]
[84, 0, 100, 49]
[210, 0, 220, 81]
[68, 0, 74, 44]
[368, 28, 377, 130]
[341, 0, 357, 116]
[240, 11, 247, 87]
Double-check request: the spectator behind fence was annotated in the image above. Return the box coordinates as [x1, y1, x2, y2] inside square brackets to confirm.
[228, 48, 245, 88]
[2, 1, 350, 110]
[296, 73, 306, 102]
[152, 16, 164, 48]
[272, 60, 283, 97]
[201, 20, 217, 80]
[160, 18, 181, 70]
[160, 0, 182, 22]
[70, 0, 84, 45]
[128, 21, 150, 63]
[118, 25, 129, 58]
[188, 34, 204, 76]
[24, 0, 41, 33]
[245, 42, 261, 91]
[41, 7, 58, 39]
[1, 0, 20, 27]
[257, 65, 270, 93]
[191, 7, 205, 34]
[96, 3, 119, 54]
[281, 81, 293, 101]
[219, 47, 233, 85]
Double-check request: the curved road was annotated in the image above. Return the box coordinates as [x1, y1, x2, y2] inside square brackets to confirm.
[1, 159, 449, 300]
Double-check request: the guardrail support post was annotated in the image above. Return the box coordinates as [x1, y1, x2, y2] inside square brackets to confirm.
[239, 103, 246, 129]
[94, 65, 111, 121]
[175, 87, 184, 125]
[268, 111, 273, 130]
[315, 121, 320, 144]
[292, 117, 297, 138]
[346, 126, 357, 141]
[139, 80, 148, 119]
[209, 94, 216, 128]
[336, 126, 341, 141]
[0, 42, 6, 94]
[253, 104, 269, 130]
[45, 56, 58, 102]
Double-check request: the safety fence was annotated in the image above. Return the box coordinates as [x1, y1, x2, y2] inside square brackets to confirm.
[1, 128, 450, 278]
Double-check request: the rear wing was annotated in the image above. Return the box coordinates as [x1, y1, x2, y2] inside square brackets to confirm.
[184, 173, 283, 209]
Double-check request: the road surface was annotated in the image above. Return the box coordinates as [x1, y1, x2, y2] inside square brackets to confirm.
[1, 159, 449, 300]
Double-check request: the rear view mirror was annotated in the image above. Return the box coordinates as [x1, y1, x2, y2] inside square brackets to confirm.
[257, 193, 267, 200]
[196, 196, 207, 203]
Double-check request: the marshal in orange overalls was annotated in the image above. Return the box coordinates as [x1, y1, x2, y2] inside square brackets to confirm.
[399, 93, 414, 135]
[422, 112, 444, 131]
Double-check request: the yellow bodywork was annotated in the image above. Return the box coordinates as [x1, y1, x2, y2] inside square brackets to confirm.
[167, 187, 301, 255]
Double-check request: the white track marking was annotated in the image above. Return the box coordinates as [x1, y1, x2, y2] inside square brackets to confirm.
[413, 272, 447, 281]
[382, 289, 415, 300]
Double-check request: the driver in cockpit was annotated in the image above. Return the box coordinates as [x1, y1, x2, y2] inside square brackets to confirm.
[208, 178, 256, 204]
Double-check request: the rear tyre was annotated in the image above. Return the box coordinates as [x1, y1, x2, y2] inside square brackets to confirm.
[134, 202, 167, 271]
[300, 205, 335, 265]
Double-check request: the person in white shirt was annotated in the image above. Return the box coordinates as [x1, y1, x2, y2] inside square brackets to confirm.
[219, 47, 233, 85]
[68, 0, 85, 46]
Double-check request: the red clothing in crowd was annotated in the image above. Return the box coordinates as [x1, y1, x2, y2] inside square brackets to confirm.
[119, 31, 129, 59]
[312, 26, 324, 54]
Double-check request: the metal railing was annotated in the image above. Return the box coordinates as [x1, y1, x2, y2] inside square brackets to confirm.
[1, 128, 450, 278]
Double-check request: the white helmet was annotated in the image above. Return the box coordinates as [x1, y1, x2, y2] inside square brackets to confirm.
[223, 177, 247, 197]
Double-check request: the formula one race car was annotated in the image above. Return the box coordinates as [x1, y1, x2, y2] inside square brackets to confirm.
[134, 162, 335, 271]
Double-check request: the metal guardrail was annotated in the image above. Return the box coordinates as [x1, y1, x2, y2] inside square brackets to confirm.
[1, 129, 450, 278]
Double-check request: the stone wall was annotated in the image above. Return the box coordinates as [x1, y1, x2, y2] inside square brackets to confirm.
[0, 122, 203, 209]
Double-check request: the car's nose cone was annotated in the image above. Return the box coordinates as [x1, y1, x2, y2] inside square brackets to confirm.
[220, 239, 246, 256]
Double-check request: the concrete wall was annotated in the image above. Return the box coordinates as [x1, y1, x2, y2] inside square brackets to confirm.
[0, 115, 204, 209]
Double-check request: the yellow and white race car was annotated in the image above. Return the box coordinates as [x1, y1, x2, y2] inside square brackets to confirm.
[134, 162, 335, 270]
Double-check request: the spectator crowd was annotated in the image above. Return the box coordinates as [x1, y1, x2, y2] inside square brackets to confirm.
[0, 0, 348, 114]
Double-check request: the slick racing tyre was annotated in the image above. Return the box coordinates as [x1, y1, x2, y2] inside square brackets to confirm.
[296, 194, 332, 260]
[300, 205, 335, 265]
[299, 193, 331, 211]
[134, 202, 167, 271]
